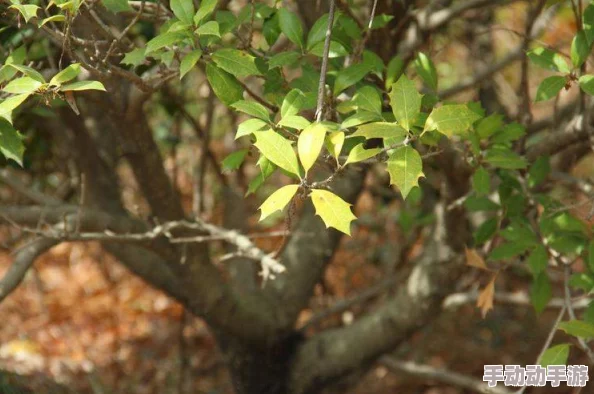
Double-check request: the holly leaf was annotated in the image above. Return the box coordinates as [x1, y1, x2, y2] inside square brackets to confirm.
[390, 75, 422, 131]
[424, 104, 481, 137]
[205, 63, 243, 105]
[350, 122, 407, 140]
[386, 145, 423, 199]
[297, 123, 326, 173]
[211, 48, 261, 78]
[344, 144, 381, 165]
[310, 189, 357, 235]
[259, 184, 299, 221]
[253, 130, 301, 178]
[325, 131, 345, 161]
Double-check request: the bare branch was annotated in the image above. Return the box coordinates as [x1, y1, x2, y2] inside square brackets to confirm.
[381, 358, 513, 394]
[0, 238, 57, 302]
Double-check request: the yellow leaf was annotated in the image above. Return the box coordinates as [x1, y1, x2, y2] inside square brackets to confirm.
[310, 189, 356, 235]
[298, 123, 326, 173]
[258, 184, 299, 221]
[326, 131, 345, 161]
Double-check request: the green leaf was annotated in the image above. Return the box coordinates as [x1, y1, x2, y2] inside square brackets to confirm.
[528, 156, 550, 187]
[278, 8, 304, 48]
[281, 89, 306, 119]
[474, 218, 498, 245]
[7, 64, 45, 83]
[491, 122, 526, 144]
[389, 75, 422, 131]
[472, 167, 490, 195]
[121, 48, 146, 67]
[231, 100, 270, 120]
[59, 81, 106, 91]
[528, 245, 548, 277]
[0, 94, 30, 123]
[298, 123, 326, 173]
[195, 20, 220, 37]
[259, 184, 299, 221]
[484, 147, 527, 169]
[476, 114, 503, 139]
[334, 63, 372, 95]
[535, 76, 566, 102]
[558, 320, 594, 339]
[326, 131, 345, 160]
[489, 242, 530, 260]
[539, 344, 570, 367]
[584, 2, 594, 45]
[50, 63, 81, 86]
[345, 144, 381, 165]
[0, 46, 27, 84]
[146, 32, 186, 54]
[527, 47, 570, 73]
[171, 0, 195, 24]
[310, 189, 356, 235]
[385, 55, 404, 90]
[102, 0, 132, 13]
[340, 111, 381, 129]
[579, 74, 594, 95]
[236, 119, 268, 139]
[253, 130, 301, 177]
[585, 301, 594, 325]
[353, 86, 382, 115]
[221, 149, 248, 172]
[424, 104, 481, 137]
[571, 30, 590, 68]
[414, 52, 437, 90]
[0, 118, 24, 166]
[247, 156, 276, 195]
[9, 4, 39, 23]
[464, 196, 500, 212]
[205, 63, 243, 105]
[386, 145, 423, 199]
[369, 14, 393, 29]
[179, 49, 202, 79]
[269, 51, 301, 69]
[39, 15, 66, 26]
[307, 13, 331, 49]
[2, 77, 42, 94]
[531, 272, 552, 314]
[211, 49, 261, 78]
[308, 41, 349, 58]
[277, 115, 310, 130]
[350, 122, 407, 140]
[194, 0, 217, 26]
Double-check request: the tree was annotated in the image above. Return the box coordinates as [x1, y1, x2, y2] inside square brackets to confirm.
[1, 0, 594, 393]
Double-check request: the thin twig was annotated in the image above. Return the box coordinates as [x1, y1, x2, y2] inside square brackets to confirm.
[315, 0, 337, 122]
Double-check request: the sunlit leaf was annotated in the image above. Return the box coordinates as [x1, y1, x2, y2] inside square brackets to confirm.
[527, 47, 570, 73]
[558, 320, 594, 339]
[231, 100, 270, 120]
[49, 63, 81, 86]
[424, 104, 481, 137]
[535, 75, 566, 102]
[259, 184, 299, 221]
[278, 8, 304, 48]
[212, 49, 261, 78]
[345, 144, 381, 165]
[414, 52, 437, 90]
[353, 86, 382, 115]
[60, 81, 106, 91]
[540, 344, 570, 367]
[179, 49, 202, 79]
[195, 20, 220, 37]
[310, 189, 356, 235]
[277, 115, 310, 130]
[389, 75, 422, 131]
[298, 123, 326, 173]
[386, 145, 423, 199]
[281, 89, 306, 119]
[253, 130, 301, 177]
[2, 77, 42, 94]
[171, 0, 195, 24]
[194, 0, 217, 26]
[325, 131, 345, 161]
[146, 32, 186, 54]
[350, 122, 407, 140]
